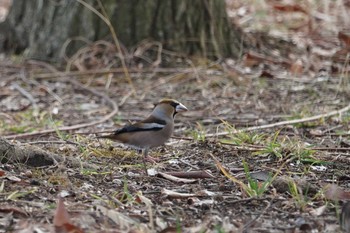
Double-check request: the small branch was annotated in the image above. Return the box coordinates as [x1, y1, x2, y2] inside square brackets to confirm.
[32, 68, 196, 79]
[4, 78, 119, 140]
[11, 82, 38, 111]
[220, 141, 350, 152]
[164, 170, 215, 179]
[158, 172, 197, 183]
[76, 0, 136, 95]
[312, 147, 350, 151]
[206, 103, 350, 137]
[242, 199, 273, 232]
[25, 140, 80, 146]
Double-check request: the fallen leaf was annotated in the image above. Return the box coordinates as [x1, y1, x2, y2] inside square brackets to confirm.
[273, 4, 307, 14]
[324, 184, 350, 201]
[0, 170, 5, 176]
[6, 175, 21, 182]
[53, 197, 71, 227]
[53, 197, 83, 233]
[338, 31, 350, 48]
[310, 205, 327, 216]
[250, 170, 271, 181]
[243, 52, 264, 67]
[290, 59, 303, 76]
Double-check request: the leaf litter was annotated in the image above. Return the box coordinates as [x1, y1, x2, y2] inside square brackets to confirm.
[0, 0, 350, 232]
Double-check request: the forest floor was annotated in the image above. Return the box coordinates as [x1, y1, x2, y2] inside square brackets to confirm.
[1, 1, 350, 233]
[0, 55, 349, 233]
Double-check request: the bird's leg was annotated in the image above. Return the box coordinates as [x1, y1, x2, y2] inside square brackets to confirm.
[142, 148, 149, 173]
[143, 149, 160, 163]
[141, 148, 160, 172]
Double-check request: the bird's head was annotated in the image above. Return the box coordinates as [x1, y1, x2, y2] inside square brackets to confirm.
[152, 98, 188, 119]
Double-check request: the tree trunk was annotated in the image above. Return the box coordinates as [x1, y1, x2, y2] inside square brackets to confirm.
[0, 0, 243, 62]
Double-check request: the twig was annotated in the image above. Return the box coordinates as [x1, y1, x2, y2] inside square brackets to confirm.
[164, 170, 215, 179]
[3, 83, 118, 139]
[223, 196, 269, 204]
[243, 199, 273, 232]
[312, 147, 350, 151]
[219, 140, 350, 153]
[4, 62, 120, 140]
[22, 68, 63, 104]
[25, 140, 80, 146]
[31, 68, 196, 79]
[11, 82, 38, 111]
[158, 172, 197, 183]
[76, 0, 136, 95]
[206, 103, 350, 137]
[219, 142, 265, 151]
[6, 60, 122, 139]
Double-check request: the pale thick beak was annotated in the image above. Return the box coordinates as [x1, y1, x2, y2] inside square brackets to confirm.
[176, 103, 188, 113]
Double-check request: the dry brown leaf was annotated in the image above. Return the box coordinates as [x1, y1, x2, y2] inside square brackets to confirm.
[53, 197, 83, 233]
[243, 52, 264, 67]
[290, 59, 303, 76]
[310, 205, 327, 216]
[338, 31, 350, 48]
[324, 184, 350, 201]
[273, 4, 307, 14]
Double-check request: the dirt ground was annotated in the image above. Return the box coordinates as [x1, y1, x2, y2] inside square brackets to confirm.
[1, 1, 350, 232]
[0, 55, 349, 233]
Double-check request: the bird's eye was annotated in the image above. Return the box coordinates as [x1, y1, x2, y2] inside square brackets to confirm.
[170, 102, 178, 108]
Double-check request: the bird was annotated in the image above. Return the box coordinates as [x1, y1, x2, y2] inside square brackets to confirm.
[98, 98, 188, 165]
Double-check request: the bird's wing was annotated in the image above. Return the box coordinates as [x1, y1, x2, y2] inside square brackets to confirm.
[115, 117, 166, 134]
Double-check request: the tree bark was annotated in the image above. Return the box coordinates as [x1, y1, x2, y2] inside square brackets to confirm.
[0, 0, 243, 62]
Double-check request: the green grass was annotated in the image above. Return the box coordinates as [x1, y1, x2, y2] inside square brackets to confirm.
[251, 131, 324, 165]
[189, 122, 207, 142]
[287, 178, 320, 211]
[0, 109, 64, 134]
[252, 130, 284, 158]
[221, 130, 265, 146]
[6, 188, 38, 200]
[221, 120, 324, 165]
[287, 110, 324, 128]
[220, 119, 265, 145]
[243, 160, 272, 197]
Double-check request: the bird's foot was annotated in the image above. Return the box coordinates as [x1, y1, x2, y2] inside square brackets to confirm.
[144, 155, 160, 164]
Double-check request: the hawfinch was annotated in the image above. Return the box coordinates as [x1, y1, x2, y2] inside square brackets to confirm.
[99, 99, 188, 162]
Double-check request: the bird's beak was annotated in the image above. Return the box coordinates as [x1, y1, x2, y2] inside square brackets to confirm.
[176, 103, 188, 113]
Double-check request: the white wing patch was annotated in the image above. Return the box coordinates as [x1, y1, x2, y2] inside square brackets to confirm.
[140, 123, 165, 130]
